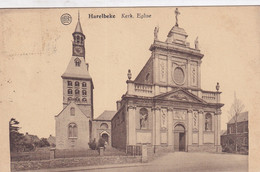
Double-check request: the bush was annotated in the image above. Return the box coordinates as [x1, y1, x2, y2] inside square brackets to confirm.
[88, 139, 97, 150]
[98, 137, 105, 148]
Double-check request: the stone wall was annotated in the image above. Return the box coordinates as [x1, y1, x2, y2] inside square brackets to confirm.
[55, 102, 90, 149]
[92, 120, 112, 145]
[11, 156, 141, 171]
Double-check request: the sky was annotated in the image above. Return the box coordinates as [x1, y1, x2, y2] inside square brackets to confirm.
[0, 7, 260, 138]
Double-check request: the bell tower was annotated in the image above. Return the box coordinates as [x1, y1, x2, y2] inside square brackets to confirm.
[61, 12, 94, 119]
[72, 12, 85, 58]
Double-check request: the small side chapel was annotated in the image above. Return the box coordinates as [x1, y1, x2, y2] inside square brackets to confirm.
[111, 9, 224, 153]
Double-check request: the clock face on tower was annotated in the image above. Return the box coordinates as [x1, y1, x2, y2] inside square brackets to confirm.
[73, 46, 84, 56]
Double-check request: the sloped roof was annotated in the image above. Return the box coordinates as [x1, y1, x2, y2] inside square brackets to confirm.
[95, 110, 116, 121]
[75, 18, 83, 33]
[24, 133, 40, 143]
[154, 87, 207, 104]
[62, 56, 92, 79]
[47, 135, 56, 144]
[228, 111, 248, 124]
[55, 101, 89, 118]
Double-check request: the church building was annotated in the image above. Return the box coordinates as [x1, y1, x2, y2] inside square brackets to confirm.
[111, 9, 224, 153]
[55, 15, 94, 149]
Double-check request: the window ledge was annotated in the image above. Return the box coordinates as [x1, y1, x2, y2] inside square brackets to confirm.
[68, 137, 78, 139]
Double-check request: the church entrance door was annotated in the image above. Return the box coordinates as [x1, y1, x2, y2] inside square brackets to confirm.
[101, 133, 109, 144]
[174, 124, 185, 151]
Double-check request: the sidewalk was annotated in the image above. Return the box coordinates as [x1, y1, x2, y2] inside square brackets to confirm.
[18, 162, 148, 172]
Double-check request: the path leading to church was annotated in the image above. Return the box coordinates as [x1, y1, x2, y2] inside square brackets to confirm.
[85, 152, 248, 172]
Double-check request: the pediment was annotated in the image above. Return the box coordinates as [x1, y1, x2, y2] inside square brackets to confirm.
[154, 88, 207, 104]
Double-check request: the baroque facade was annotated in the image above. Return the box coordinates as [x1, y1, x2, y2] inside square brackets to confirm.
[112, 10, 224, 153]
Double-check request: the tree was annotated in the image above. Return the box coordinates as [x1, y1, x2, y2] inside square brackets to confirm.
[9, 118, 24, 152]
[228, 93, 245, 152]
[37, 138, 50, 147]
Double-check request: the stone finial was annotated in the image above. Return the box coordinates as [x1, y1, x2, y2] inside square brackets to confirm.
[195, 36, 199, 50]
[216, 82, 220, 92]
[127, 69, 132, 80]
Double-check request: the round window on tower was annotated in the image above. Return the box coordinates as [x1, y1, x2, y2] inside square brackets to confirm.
[173, 67, 185, 85]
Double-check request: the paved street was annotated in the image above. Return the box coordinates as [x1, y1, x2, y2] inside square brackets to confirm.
[85, 152, 248, 172]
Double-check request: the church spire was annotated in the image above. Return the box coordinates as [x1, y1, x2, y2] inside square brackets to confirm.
[75, 11, 83, 33]
[72, 11, 85, 58]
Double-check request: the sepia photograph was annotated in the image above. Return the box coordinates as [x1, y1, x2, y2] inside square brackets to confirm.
[1, 6, 259, 172]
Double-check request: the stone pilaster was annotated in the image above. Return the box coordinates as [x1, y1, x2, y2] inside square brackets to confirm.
[127, 105, 136, 145]
[155, 106, 161, 146]
[198, 110, 204, 145]
[187, 59, 191, 87]
[152, 107, 156, 146]
[167, 108, 173, 146]
[198, 61, 202, 88]
[126, 80, 135, 95]
[187, 109, 193, 146]
[215, 109, 222, 146]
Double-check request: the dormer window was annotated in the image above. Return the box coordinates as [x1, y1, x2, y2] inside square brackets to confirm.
[74, 58, 81, 67]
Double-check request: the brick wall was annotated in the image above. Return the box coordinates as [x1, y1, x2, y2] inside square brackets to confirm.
[111, 106, 127, 150]
[92, 120, 112, 145]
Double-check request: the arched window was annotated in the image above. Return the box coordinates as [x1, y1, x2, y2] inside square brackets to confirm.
[81, 37, 84, 44]
[82, 82, 86, 87]
[75, 89, 80, 95]
[205, 113, 212, 131]
[74, 58, 81, 67]
[70, 107, 75, 116]
[67, 97, 72, 102]
[82, 90, 87, 95]
[82, 98, 87, 102]
[140, 108, 148, 129]
[75, 81, 79, 87]
[100, 123, 109, 129]
[76, 35, 80, 43]
[68, 123, 77, 138]
[68, 89, 72, 95]
[67, 81, 72, 86]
